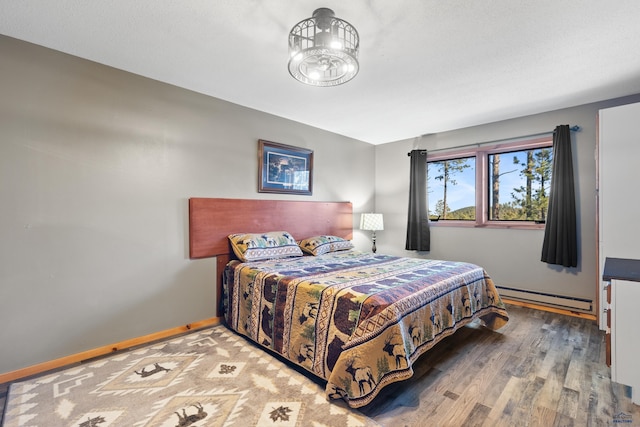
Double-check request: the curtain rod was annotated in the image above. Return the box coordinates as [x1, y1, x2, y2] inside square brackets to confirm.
[407, 125, 580, 156]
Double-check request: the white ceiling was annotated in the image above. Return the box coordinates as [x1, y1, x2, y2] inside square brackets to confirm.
[2, 1, 640, 145]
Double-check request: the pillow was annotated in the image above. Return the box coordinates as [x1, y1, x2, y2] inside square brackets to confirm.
[228, 231, 303, 262]
[298, 235, 354, 256]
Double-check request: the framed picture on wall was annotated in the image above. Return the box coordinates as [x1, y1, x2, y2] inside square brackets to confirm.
[258, 140, 313, 195]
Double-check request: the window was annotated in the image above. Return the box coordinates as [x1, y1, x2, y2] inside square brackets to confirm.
[428, 156, 476, 220]
[427, 137, 553, 228]
[488, 147, 553, 221]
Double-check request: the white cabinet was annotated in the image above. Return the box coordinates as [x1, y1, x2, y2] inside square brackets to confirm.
[603, 258, 640, 405]
[611, 278, 640, 405]
[611, 279, 640, 405]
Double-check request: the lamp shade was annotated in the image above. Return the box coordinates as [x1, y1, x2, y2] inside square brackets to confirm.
[360, 213, 384, 231]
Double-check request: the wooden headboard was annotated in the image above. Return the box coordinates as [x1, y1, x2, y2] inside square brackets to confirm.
[188, 198, 353, 316]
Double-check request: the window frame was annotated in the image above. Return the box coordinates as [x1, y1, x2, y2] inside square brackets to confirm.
[427, 137, 552, 230]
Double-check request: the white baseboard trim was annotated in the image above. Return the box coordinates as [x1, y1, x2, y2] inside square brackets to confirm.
[497, 286, 593, 313]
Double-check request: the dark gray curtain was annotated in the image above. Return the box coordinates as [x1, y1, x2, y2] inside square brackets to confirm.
[541, 125, 577, 267]
[406, 150, 430, 251]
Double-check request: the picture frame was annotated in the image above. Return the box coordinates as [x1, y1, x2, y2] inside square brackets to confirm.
[258, 140, 313, 195]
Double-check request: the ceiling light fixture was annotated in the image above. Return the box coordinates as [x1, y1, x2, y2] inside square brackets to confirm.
[288, 8, 359, 87]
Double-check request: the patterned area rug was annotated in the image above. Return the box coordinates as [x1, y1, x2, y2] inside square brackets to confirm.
[3, 325, 380, 426]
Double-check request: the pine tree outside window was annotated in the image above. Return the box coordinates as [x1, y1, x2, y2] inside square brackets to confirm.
[426, 137, 553, 229]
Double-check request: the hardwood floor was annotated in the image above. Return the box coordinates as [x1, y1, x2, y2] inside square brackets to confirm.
[359, 304, 640, 426]
[1, 304, 639, 426]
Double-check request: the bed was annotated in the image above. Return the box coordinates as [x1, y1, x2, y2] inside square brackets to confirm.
[189, 198, 509, 408]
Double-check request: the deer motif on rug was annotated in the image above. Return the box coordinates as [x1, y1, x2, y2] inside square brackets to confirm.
[135, 362, 171, 378]
[174, 402, 207, 427]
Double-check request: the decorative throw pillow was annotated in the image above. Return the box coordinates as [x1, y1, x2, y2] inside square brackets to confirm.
[228, 231, 303, 262]
[298, 235, 354, 256]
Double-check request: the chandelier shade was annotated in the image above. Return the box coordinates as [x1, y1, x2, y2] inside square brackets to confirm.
[288, 8, 359, 86]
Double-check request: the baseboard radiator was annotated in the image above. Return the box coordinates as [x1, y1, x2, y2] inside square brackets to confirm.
[497, 286, 593, 313]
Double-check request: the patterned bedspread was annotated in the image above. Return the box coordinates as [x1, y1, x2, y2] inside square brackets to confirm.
[223, 250, 509, 408]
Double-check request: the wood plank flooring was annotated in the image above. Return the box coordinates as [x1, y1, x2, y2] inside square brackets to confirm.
[358, 304, 640, 426]
[1, 304, 639, 426]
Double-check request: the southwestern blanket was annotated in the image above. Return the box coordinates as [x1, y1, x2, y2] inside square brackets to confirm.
[224, 251, 509, 408]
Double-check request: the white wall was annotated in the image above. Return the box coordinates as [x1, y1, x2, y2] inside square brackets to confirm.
[374, 95, 640, 308]
[598, 102, 640, 329]
[0, 36, 375, 374]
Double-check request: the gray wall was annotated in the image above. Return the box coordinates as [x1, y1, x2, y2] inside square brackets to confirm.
[374, 94, 640, 307]
[3, 33, 639, 376]
[0, 36, 375, 374]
